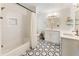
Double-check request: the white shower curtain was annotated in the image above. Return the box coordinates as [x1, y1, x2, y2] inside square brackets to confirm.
[31, 12, 38, 49]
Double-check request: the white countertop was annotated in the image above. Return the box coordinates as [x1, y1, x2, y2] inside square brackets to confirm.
[61, 33, 79, 40]
[44, 28, 79, 40]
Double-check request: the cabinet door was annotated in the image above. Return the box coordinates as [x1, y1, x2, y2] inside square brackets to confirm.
[62, 38, 79, 56]
[45, 30, 60, 44]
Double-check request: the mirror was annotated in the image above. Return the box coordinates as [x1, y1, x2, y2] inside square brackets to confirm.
[47, 16, 60, 29]
[75, 4, 79, 30]
[47, 4, 75, 32]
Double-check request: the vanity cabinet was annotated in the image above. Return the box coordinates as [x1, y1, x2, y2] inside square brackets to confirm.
[61, 38, 79, 56]
[45, 30, 60, 44]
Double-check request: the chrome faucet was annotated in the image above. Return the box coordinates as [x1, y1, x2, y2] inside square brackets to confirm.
[75, 29, 79, 36]
[72, 29, 79, 36]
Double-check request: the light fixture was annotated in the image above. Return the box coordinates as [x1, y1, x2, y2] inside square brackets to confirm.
[53, 12, 59, 16]
[47, 12, 59, 17]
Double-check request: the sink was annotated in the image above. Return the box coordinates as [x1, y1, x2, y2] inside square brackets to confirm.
[63, 33, 79, 38]
[63, 33, 75, 36]
[61, 33, 79, 40]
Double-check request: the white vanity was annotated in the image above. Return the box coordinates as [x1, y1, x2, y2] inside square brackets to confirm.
[44, 28, 79, 56]
[45, 29, 60, 45]
[61, 32, 79, 56]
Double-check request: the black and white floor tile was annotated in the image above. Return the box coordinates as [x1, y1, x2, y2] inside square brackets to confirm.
[21, 39, 61, 56]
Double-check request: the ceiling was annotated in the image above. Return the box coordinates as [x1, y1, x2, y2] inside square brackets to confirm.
[36, 3, 73, 14]
[19, 3, 73, 14]
[20, 3, 36, 12]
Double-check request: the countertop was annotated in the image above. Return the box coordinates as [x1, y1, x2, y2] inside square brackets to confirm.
[61, 33, 79, 40]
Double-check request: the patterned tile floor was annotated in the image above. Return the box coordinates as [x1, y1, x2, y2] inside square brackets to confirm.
[21, 39, 61, 56]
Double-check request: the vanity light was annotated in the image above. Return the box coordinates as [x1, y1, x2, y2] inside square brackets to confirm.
[53, 12, 59, 16]
[47, 12, 59, 17]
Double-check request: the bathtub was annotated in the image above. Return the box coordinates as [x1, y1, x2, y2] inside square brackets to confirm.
[2, 41, 30, 56]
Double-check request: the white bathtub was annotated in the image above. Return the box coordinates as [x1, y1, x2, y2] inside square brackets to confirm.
[2, 41, 30, 56]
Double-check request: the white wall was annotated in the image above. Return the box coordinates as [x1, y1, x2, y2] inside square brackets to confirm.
[1, 3, 31, 54]
[31, 12, 38, 49]
[0, 17, 1, 55]
[37, 6, 75, 34]
[37, 12, 47, 33]
[59, 7, 75, 33]
[0, 22, 1, 55]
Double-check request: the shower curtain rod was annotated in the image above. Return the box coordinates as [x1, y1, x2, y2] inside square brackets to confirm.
[16, 3, 36, 13]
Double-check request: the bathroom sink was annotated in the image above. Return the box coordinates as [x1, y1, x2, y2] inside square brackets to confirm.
[63, 33, 75, 36]
[63, 33, 79, 37]
[61, 32, 79, 40]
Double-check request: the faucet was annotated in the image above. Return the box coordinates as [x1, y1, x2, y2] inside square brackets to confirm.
[75, 29, 79, 36]
[72, 29, 79, 36]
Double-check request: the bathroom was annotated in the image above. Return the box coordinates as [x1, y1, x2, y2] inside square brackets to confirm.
[0, 3, 79, 56]
[37, 3, 79, 56]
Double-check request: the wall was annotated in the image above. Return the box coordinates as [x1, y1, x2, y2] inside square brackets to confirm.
[37, 6, 75, 34]
[0, 17, 1, 55]
[37, 12, 47, 33]
[1, 3, 31, 54]
[59, 7, 75, 33]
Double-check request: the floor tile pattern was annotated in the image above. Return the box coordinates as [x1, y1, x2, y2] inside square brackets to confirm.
[21, 40, 61, 56]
